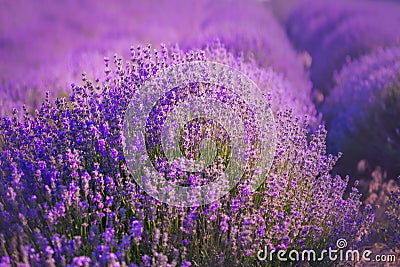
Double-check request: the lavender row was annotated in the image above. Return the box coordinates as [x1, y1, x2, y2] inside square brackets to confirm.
[323, 46, 400, 180]
[285, 0, 400, 97]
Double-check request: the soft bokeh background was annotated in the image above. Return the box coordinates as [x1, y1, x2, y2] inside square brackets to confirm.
[0, 0, 310, 116]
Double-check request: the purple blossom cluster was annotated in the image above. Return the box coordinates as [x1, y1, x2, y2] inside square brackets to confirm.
[0, 43, 371, 266]
[323, 46, 400, 177]
[285, 0, 400, 97]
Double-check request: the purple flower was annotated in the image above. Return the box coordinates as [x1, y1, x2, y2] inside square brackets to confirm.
[69, 256, 91, 267]
[220, 214, 230, 233]
[130, 219, 143, 241]
[141, 255, 152, 267]
[110, 148, 118, 159]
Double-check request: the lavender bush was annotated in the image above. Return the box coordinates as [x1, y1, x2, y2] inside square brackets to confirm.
[285, 0, 400, 97]
[323, 46, 400, 177]
[0, 43, 372, 266]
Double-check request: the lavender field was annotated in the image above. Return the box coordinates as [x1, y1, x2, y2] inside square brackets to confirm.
[0, 0, 399, 266]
